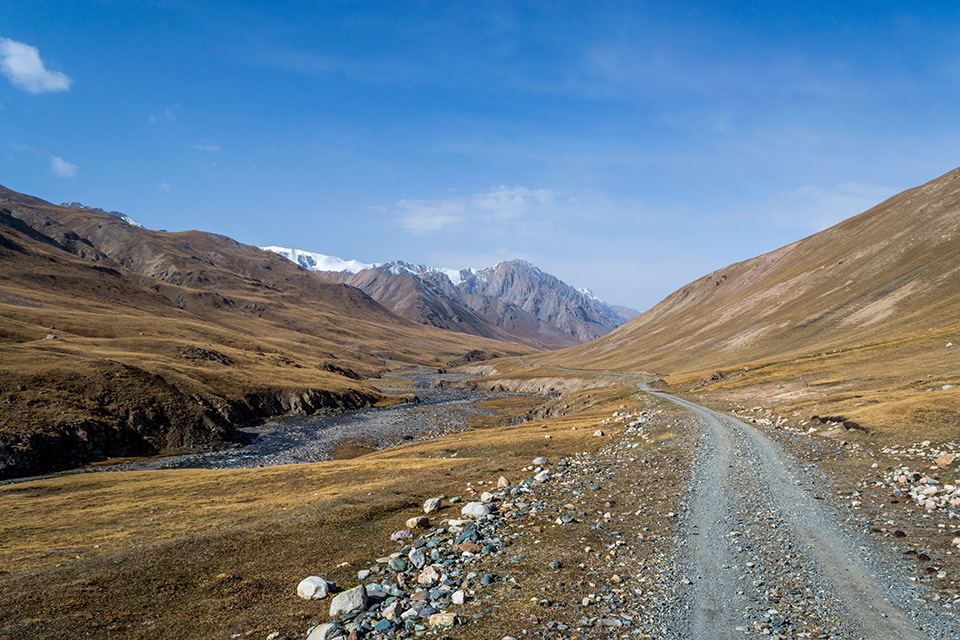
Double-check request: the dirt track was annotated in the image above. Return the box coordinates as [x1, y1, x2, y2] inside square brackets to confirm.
[648, 385, 942, 638]
[508, 359, 955, 637]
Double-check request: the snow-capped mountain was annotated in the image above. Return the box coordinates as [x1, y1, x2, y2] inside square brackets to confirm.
[260, 246, 376, 273]
[263, 246, 638, 349]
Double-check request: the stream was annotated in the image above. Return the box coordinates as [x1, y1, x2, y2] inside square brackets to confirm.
[60, 370, 525, 474]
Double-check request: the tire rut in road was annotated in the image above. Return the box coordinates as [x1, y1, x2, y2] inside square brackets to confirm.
[649, 387, 936, 639]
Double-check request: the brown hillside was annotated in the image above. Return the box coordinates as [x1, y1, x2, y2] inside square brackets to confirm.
[0, 186, 527, 478]
[535, 167, 960, 439]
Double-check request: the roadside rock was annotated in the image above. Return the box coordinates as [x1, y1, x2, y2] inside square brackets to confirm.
[329, 585, 368, 617]
[306, 622, 346, 640]
[297, 576, 331, 600]
[461, 502, 493, 518]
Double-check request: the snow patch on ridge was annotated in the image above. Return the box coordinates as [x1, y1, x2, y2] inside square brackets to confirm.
[261, 246, 376, 273]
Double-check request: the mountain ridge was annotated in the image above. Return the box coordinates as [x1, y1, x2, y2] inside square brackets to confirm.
[0, 185, 527, 479]
[264, 246, 637, 349]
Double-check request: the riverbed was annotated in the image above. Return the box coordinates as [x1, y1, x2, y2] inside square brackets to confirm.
[43, 370, 526, 475]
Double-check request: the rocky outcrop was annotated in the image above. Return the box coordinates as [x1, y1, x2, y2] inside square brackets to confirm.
[0, 359, 381, 480]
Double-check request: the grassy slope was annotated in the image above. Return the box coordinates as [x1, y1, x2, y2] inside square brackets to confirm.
[525, 168, 960, 442]
[0, 188, 529, 476]
[0, 387, 637, 640]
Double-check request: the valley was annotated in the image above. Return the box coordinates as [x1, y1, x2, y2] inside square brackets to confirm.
[1, 166, 958, 640]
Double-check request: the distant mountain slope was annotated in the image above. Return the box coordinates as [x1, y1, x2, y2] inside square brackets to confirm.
[538, 167, 960, 439]
[0, 185, 525, 479]
[264, 248, 636, 349]
[458, 260, 628, 343]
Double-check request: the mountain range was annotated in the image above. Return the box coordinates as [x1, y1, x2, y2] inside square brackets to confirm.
[0, 185, 529, 479]
[263, 247, 637, 350]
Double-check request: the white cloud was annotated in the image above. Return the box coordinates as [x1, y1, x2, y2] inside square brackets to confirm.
[50, 155, 77, 177]
[395, 198, 466, 232]
[473, 185, 556, 220]
[0, 38, 71, 94]
[194, 143, 221, 152]
[158, 182, 171, 192]
[393, 185, 563, 233]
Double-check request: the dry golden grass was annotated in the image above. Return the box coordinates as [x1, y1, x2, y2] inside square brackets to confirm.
[0, 191, 531, 477]
[0, 386, 633, 640]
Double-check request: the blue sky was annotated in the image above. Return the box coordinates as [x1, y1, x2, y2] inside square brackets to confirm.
[2, 1, 959, 311]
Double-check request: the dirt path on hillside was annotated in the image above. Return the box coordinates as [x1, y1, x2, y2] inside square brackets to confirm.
[645, 385, 935, 638]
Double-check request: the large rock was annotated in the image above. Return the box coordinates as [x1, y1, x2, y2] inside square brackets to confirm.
[423, 497, 442, 513]
[297, 576, 331, 600]
[307, 623, 346, 640]
[329, 585, 368, 617]
[461, 502, 492, 518]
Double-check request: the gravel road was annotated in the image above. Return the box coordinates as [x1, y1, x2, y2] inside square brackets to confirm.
[505, 359, 956, 637]
[645, 384, 951, 639]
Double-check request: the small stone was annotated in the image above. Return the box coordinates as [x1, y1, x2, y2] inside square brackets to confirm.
[373, 619, 393, 633]
[532, 457, 549, 466]
[406, 515, 430, 529]
[423, 497, 442, 514]
[534, 470, 551, 483]
[593, 429, 605, 436]
[458, 541, 482, 554]
[418, 565, 442, 584]
[936, 453, 956, 469]
[408, 547, 427, 569]
[451, 590, 465, 605]
[480, 491, 495, 503]
[389, 557, 408, 572]
[329, 585, 368, 617]
[307, 623, 346, 640]
[429, 612, 457, 628]
[391, 529, 412, 541]
[461, 502, 492, 518]
[297, 576, 331, 601]
[357, 569, 370, 581]
[497, 476, 510, 488]
[382, 600, 404, 620]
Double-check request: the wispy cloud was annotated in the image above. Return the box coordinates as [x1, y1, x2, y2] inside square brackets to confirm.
[194, 143, 221, 152]
[149, 104, 183, 123]
[158, 182, 171, 192]
[395, 198, 466, 232]
[0, 38, 71, 94]
[50, 155, 77, 177]
[393, 186, 560, 233]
